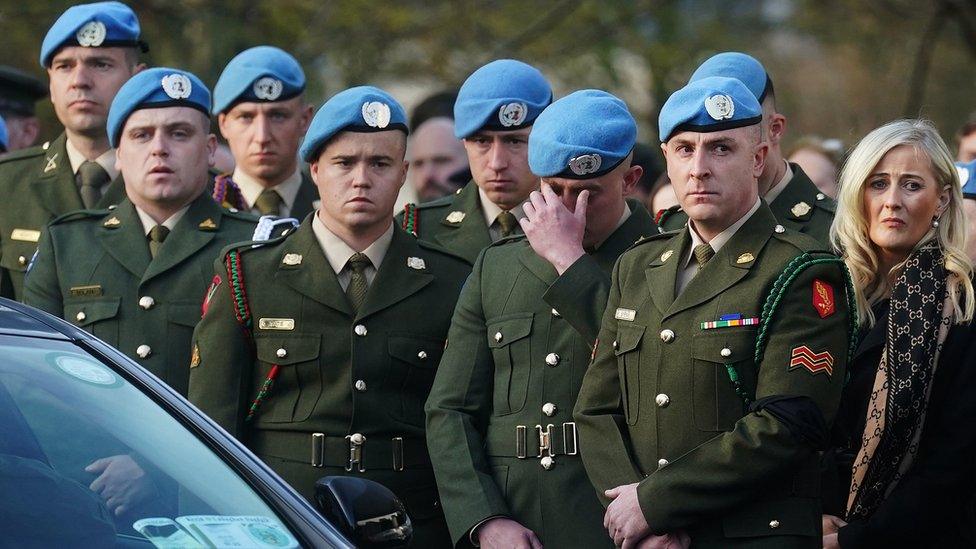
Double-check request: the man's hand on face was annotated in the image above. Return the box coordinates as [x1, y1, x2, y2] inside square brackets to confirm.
[520, 183, 587, 275]
[86, 454, 156, 516]
[604, 482, 651, 548]
[477, 517, 543, 549]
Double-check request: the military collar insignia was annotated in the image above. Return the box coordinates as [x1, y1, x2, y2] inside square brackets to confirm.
[569, 154, 602, 176]
[161, 73, 192, 99]
[498, 102, 528, 127]
[445, 211, 465, 224]
[361, 101, 391, 128]
[704, 94, 735, 120]
[282, 253, 303, 266]
[736, 252, 755, 264]
[44, 153, 58, 173]
[407, 256, 426, 270]
[660, 250, 674, 262]
[76, 20, 107, 47]
[42, 141, 50, 150]
[253, 77, 283, 100]
[790, 201, 812, 218]
[198, 218, 217, 230]
[103, 216, 121, 228]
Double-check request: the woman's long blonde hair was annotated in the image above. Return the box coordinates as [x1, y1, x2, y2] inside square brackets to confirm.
[831, 119, 974, 327]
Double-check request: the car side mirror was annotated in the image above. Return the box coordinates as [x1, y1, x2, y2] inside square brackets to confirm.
[314, 476, 413, 548]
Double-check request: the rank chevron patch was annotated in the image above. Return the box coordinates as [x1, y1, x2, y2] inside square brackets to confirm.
[789, 345, 834, 377]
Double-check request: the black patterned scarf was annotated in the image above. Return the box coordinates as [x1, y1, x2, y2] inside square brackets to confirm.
[847, 244, 953, 519]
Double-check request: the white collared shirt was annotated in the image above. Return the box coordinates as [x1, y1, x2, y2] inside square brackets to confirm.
[134, 205, 190, 236]
[65, 139, 118, 193]
[676, 198, 761, 295]
[763, 160, 793, 204]
[312, 214, 394, 291]
[478, 187, 525, 242]
[234, 168, 304, 218]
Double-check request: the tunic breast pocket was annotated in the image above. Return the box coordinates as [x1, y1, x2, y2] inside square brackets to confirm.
[487, 313, 533, 416]
[64, 297, 120, 347]
[387, 334, 444, 427]
[615, 323, 645, 425]
[691, 330, 757, 432]
[254, 333, 322, 423]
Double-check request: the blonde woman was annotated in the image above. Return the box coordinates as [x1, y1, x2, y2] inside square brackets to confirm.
[822, 119, 976, 548]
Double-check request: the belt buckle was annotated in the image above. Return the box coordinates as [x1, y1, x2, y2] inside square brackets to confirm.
[562, 422, 578, 455]
[536, 424, 554, 458]
[311, 432, 325, 468]
[516, 425, 527, 459]
[392, 437, 404, 472]
[345, 433, 366, 472]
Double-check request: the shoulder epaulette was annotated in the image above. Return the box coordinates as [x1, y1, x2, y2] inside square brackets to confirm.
[655, 204, 684, 228]
[218, 230, 292, 260]
[414, 193, 455, 210]
[815, 196, 836, 213]
[50, 208, 110, 225]
[0, 143, 46, 164]
[402, 203, 419, 236]
[417, 238, 472, 265]
[487, 233, 527, 249]
[630, 230, 676, 248]
[771, 227, 832, 254]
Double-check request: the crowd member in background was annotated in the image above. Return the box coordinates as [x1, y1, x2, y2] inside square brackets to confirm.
[213, 46, 316, 220]
[822, 119, 976, 548]
[190, 86, 471, 547]
[625, 142, 664, 204]
[0, 66, 47, 151]
[397, 59, 551, 263]
[404, 90, 470, 204]
[658, 52, 836, 247]
[956, 116, 976, 162]
[426, 89, 655, 549]
[647, 172, 678, 220]
[788, 135, 844, 198]
[0, 1, 146, 300]
[957, 159, 976, 261]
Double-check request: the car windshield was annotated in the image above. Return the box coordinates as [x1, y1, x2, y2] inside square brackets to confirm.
[0, 334, 301, 549]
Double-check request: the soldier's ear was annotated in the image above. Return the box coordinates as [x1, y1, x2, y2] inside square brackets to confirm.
[206, 134, 217, 168]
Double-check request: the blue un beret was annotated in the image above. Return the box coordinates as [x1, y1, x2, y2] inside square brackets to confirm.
[0, 116, 8, 152]
[956, 160, 976, 199]
[528, 90, 636, 179]
[40, 1, 145, 68]
[689, 52, 771, 103]
[454, 59, 552, 139]
[658, 76, 762, 143]
[107, 67, 211, 147]
[299, 86, 408, 162]
[212, 46, 306, 115]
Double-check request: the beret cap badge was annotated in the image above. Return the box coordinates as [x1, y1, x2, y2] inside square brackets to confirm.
[253, 77, 283, 101]
[76, 20, 107, 47]
[498, 102, 528, 127]
[568, 154, 603, 176]
[704, 94, 735, 121]
[161, 73, 192, 100]
[361, 101, 391, 128]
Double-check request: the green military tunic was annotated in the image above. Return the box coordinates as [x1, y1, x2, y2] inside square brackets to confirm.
[425, 200, 657, 547]
[0, 133, 126, 300]
[188, 217, 472, 548]
[574, 204, 852, 548]
[23, 193, 257, 396]
[658, 163, 835, 247]
[396, 180, 493, 264]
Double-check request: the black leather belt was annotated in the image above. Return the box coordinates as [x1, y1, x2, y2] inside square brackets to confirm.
[251, 431, 431, 472]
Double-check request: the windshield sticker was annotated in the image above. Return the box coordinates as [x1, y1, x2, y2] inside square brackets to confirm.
[133, 518, 205, 548]
[49, 353, 121, 387]
[174, 516, 298, 548]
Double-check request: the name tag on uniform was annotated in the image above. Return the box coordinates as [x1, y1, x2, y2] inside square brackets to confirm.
[258, 318, 295, 331]
[11, 229, 41, 242]
[615, 308, 636, 321]
[69, 284, 103, 297]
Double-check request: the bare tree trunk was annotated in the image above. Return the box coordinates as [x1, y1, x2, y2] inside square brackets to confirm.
[904, 4, 949, 117]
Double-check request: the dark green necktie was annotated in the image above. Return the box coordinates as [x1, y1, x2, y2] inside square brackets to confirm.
[254, 188, 282, 216]
[345, 252, 372, 312]
[694, 243, 715, 271]
[78, 160, 109, 208]
[148, 225, 170, 259]
[496, 211, 518, 237]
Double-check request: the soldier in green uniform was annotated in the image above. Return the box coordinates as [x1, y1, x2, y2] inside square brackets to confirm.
[213, 46, 319, 220]
[189, 86, 471, 547]
[574, 77, 853, 548]
[0, 65, 48, 151]
[0, 2, 147, 300]
[657, 52, 835, 247]
[396, 59, 552, 263]
[24, 67, 258, 518]
[425, 90, 657, 548]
